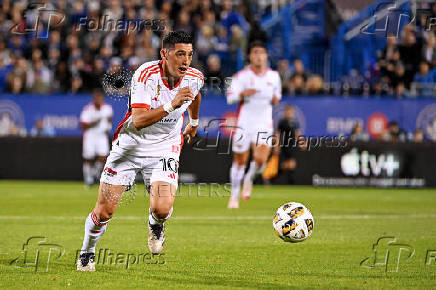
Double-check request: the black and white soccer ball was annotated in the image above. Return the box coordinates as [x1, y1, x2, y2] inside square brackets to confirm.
[273, 202, 314, 243]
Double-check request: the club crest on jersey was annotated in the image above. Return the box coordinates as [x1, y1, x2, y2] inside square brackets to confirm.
[152, 84, 161, 101]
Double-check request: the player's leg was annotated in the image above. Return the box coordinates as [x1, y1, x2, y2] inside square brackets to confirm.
[242, 144, 271, 200]
[228, 150, 249, 208]
[145, 156, 178, 254]
[94, 136, 110, 181]
[78, 151, 137, 271]
[147, 181, 176, 254]
[83, 136, 96, 188]
[83, 159, 95, 188]
[77, 182, 126, 271]
[228, 126, 250, 208]
[95, 156, 107, 182]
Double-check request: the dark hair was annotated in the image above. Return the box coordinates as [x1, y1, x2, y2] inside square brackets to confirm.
[162, 31, 193, 49]
[248, 40, 267, 54]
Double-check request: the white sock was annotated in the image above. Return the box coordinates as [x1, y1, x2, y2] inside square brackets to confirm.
[244, 161, 266, 184]
[94, 161, 105, 180]
[80, 211, 110, 254]
[230, 162, 245, 199]
[149, 207, 173, 225]
[83, 163, 93, 185]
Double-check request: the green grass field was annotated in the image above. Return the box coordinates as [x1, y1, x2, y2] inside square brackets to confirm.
[0, 180, 435, 289]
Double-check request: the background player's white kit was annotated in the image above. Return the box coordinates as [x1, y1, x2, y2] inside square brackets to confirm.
[227, 67, 282, 152]
[80, 103, 113, 159]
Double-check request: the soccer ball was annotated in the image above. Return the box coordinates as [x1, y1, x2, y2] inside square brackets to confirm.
[273, 202, 314, 243]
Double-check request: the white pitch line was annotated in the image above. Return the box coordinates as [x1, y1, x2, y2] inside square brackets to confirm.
[0, 214, 435, 221]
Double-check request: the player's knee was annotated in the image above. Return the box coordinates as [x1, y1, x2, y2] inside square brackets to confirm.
[94, 205, 115, 221]
[253, 157, 266, 167]
[151, 207, 171, 220]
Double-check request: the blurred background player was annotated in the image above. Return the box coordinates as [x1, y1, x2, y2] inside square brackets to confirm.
[276, 105, 302, 184]
[226, 41, 282, 208]
[80, 89, 113, 188]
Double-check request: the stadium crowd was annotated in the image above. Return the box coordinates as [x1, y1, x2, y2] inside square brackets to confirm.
[1, 0, 436, 98]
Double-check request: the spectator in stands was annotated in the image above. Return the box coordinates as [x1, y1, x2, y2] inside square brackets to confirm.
[30, 119, 56, 137]
[28, 59, 51, 94]
[0, 55, 12, 93]
[422, 33, 436, 67]
[384, 121, 407, 142]
[398, 25, 423, 85]
[306, 75, 324, 95]
[277, 59, 292, 94]
[196, 25, 217, 65]
[379, 35, 399, 62]
[390, 63, 407, 90]
[413, 128, 424, 143]
[350, 123, 369, 141]
[413, 61, 434, 96]
[220, 0, 249, 36]
[289, 59, 308, 95]
[205, 54, 224, 93]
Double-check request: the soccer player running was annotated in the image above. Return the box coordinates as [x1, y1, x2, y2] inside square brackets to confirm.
[80, 89, 113, 188]
[77, 31, 203, 271]
[226, 41, 282, 209]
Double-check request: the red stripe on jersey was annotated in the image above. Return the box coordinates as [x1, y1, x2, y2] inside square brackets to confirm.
[141, 67, 159, 84]
[143, 70, 159, 84]
[186, 71, 204, 80]
[112, 111, 132, 142]
[185, 73, 204, 80]
[187, 69, 204, 79]
[138, 64, 159, 82]
[131, 103, 151, 109]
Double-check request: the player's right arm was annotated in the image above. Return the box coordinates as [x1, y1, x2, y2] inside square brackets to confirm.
[131, 87, 194, 130]
[80, 107, 99, 130]
[226, 71, 257, 104]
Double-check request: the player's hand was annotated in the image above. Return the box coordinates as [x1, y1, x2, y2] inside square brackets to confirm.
[183, 124, 197, 144]
[172, 87, 195, 109]
[240, 88, 258, 98]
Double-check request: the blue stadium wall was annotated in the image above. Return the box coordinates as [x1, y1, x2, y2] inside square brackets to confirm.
[1, 93, 436, 138]
[1, 93, 436, 187]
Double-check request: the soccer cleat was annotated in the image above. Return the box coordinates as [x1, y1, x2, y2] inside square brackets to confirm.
[227, 197, 239, 209]
[77, 252, 95, 271]
[148, 222, 165, 254]
[241, 179, 252, 200]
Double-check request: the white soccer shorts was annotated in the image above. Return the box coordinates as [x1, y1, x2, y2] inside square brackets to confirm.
[82, 136, 110, 159]
[100, 150, 179, 188]
[232, 125, 274, 153]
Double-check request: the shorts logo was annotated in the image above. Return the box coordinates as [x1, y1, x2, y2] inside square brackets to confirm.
[168, 173, 176, 179]
[172, 145, 180, 153]
[104, 167, 117, 177]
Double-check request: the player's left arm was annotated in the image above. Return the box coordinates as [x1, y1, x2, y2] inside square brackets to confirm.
[183, 92, 201, 144]
[272, 71, 282, 106]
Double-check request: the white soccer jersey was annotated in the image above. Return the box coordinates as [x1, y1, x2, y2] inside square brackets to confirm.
[227, 67, 282, 129]
[112, 60, 204, 157]
[80, 103, 113, 138]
